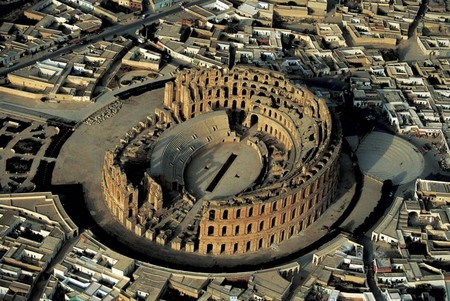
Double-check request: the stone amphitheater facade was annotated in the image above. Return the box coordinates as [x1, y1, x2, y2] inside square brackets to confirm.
[102, 66, 342, 257]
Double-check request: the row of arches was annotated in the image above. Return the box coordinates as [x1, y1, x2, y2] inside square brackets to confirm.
[205, 188, 334, 239]
[248, 113, 295, 151]
[182, 68, 291, 92]
[207, 175, 332, 223]
[201, 212, 320, 255]
[208, 208, 300, 237]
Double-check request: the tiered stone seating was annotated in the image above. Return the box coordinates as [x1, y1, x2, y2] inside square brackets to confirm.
[151, 111, 232, 185]
[356, 131, 424, 184]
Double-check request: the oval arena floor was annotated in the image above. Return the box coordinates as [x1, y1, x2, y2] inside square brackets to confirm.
[185, 141, 263, 200]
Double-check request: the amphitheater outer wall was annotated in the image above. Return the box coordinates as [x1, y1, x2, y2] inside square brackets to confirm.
[102, 66, 342, 257]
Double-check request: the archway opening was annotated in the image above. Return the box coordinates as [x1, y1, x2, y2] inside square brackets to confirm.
[250, 114, 258, 127]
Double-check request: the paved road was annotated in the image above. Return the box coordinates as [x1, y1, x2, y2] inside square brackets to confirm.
[0, 0, 209, 77]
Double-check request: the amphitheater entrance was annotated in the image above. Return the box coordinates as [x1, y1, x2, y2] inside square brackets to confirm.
[185, 141, 264, 199]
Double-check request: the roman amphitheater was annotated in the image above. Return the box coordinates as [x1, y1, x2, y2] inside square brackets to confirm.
[102, 66, 342, 257]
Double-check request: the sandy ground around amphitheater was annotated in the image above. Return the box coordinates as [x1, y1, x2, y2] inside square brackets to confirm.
[53, 88, 165, 217]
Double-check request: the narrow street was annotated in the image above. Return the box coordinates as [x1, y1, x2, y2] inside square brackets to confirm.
[29, 235, 80, 301]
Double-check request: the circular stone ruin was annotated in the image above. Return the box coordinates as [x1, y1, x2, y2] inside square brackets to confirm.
[102, 66, 342, 258]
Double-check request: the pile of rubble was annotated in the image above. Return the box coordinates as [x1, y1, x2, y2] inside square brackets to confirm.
[84, 99, 123, 125]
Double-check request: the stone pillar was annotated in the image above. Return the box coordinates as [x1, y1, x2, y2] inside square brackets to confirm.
[171, 237, 182, 250]
[135, 224, 145, 236]
[145, 229, 155, 241]
[144, 173, 163, 211]
[163, 81, 173, 108]
[126, 217, 135, 231]
[186, 240, 195, 253]
[156, 232, 167, 246]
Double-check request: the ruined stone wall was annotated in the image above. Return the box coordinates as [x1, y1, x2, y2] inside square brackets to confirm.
[102, 150, 139, 225]
[103, 66, 342, 257]
[102, 115, 162, 230]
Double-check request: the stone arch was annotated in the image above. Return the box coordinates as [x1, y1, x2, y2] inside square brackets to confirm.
[247, 223, 253, 234]
[209, 210, 215, 220]
[222, 210, 228, 220]
[250, 114, 258, 127]
[271, 217, 276, 228]
[208, 226, 214, 236]
[222, 226, 227, 236]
